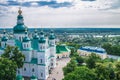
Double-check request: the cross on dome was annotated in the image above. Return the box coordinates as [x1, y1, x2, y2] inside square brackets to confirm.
[18, 7, 22, 15]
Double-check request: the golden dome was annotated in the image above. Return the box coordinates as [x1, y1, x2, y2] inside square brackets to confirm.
[18, 7, 22, 15]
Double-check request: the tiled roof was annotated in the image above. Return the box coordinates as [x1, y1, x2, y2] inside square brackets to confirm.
[79, 46, 106, 54]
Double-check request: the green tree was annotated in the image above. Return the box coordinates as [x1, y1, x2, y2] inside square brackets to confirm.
[76, 56, 84, 65]
[0, 58, 17, 80]
[63, 67, 97, 80]
[63, 59, 77, 75]
[2, 45, 25, 68]
[95, 63, 115, 80]
[86, 53, 101, 69]
[115, 62, 120, 80]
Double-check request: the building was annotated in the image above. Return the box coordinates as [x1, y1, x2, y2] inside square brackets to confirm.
[77, 46, 107, 59]
[56, 44, 71, 59]
[0, 8, 56, 80]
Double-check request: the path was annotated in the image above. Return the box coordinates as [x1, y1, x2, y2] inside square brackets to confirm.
[47, 58, 70, 80]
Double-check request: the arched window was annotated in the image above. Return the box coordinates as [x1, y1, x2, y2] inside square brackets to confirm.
[41, 73, 43, 77]
[27, 44, 28, 48]
[32, 68, 34, 72]
[24, 68, 26, 71]
[40, 59, 42, 63]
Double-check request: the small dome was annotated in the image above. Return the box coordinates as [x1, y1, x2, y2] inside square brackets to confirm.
[39, 37, 46, 43]
[1, 36, 8, 41]
[31, 75, 37, 80]
[49, 30, 55, 40]
[13, 24, 27, 33]
[23, 36, 30, 42]
[40, 31, 44, 35]
[33, 34, 39, 39]
[49, 35, 55, 40]
[16, 75, 24, 80]
[17, 15, 23, 20]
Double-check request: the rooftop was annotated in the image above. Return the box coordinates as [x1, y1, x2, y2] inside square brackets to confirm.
[79, 46, 106, 54]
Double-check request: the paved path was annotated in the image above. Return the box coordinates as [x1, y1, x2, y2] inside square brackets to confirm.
[47, 58, 70, 80]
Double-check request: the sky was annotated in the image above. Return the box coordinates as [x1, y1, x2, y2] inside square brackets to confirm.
[0, 0, 120, 28]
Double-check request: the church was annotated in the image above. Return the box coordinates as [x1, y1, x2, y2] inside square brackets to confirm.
[0, 8, 56, 80]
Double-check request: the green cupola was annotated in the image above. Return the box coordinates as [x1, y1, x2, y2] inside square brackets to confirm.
[13, 8, 28, 33]
[31, 75, 37, 80]
[22, 30, 30, 42]
[1, 30, 8, 41]
[49, 30, 55, 40]
[33, 29, 39, 39]
[39, 31, 46, 43]
[16, 75, 24, 80]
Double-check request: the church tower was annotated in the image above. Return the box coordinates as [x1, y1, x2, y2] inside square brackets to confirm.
[49, 30, 56, 68]
[1, 30, 8, 49]
[22, 29, 32, 62]
[13, 8, 28, 41]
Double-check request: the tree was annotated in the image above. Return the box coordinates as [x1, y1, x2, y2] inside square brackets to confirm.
[2, 45, 25, 68]
[63, 59, 77, 75]
[63, 67, 97, 80]
[86, 53, 101, 69]
[76, 56, 84, 65]
[95, 63, 115, 80]
[115, 62, 120, 80]
[0, 58, 17, 80]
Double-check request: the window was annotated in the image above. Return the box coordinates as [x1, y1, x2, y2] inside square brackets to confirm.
[27, 44, 28, 48]
[19, 37, 21, 41]
[32, 68, 34, 72]
[40, 59, 42, 63]
[24, 44, 26, 48]
[24, 68, 26, 71]
[41, 73, 43, 77]
[51, 63, 53, 66]
[51, 59, 53, 61]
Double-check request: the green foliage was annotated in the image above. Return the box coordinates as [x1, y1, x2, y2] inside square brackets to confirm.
[63, 67, 97, 80]
[63, 58, 77, 76]
[115, 62, 120, 80]
[95, 63, 115, 80]
[76, 56, 84, 65]
[102, 43, 120, 56]
[86, 53, 101, 69]
[0, 58, 17, 80]
[2, 45, 25, 68]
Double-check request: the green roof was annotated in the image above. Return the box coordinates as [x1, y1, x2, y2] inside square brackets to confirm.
[1, 36, 8, 41]
[13, 24, 27, 33]
[39, 37, 46, 43]
[16, 75, 24, 80]
[33, 34, 39, 39]
[40, 31, 44, 35]
[56, 45, 70, 54]
[49, 35, 55, 40]
[17, 15, 23, 20]
[23, 36, 30, 42]
[31, 58, 38, 64]
[31, 75, 37, 80]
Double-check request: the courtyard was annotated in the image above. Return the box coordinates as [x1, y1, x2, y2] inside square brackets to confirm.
[47, 58, 70, 80]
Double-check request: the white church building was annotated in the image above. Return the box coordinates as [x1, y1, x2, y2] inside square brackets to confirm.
[0, 8, 56, 80]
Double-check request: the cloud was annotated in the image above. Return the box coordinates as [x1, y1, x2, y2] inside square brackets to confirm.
[0, 0, 73, 8]
[0, 0, 120, 28]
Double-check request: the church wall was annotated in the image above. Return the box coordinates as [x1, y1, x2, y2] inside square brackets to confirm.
[22, 51, 32, 62]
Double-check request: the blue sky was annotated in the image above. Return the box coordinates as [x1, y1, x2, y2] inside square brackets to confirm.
[0, 0, 120, 28]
